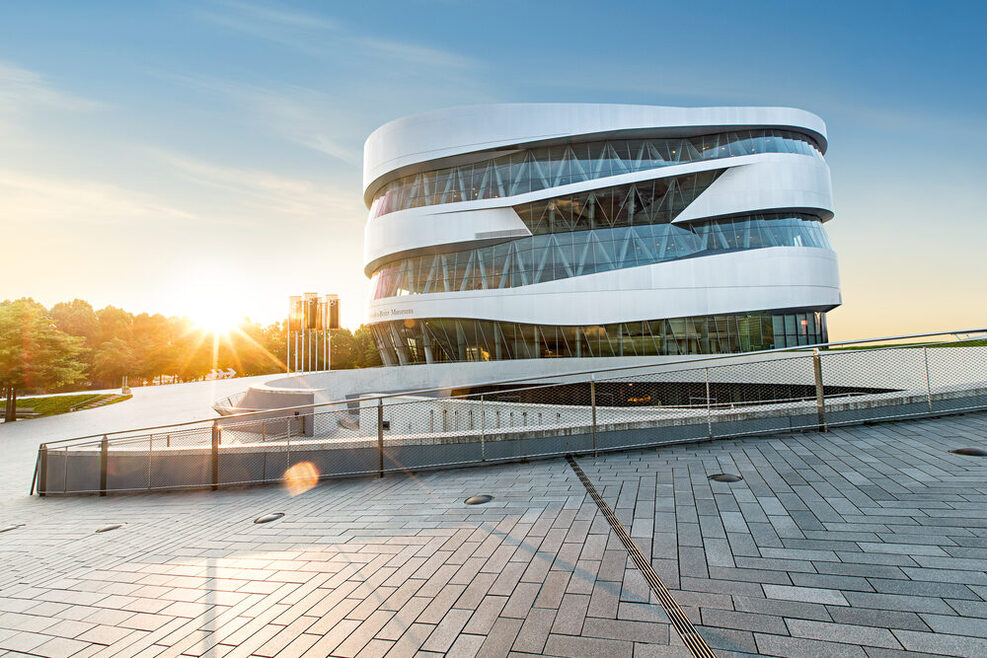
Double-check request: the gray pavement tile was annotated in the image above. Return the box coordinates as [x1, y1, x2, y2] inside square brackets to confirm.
[542, 633, 635, 657]
[511, 608, 556, 654]
[419, 609, 472, 654]
[754, 632, 868, 657]
[786, 619, 903, 649]
[763, 584, 849, 606]
[843, 592, 954, 614]
[694, 626, 759, 655]
[826, 606, 930, 632]
[892, 629, 987, 656]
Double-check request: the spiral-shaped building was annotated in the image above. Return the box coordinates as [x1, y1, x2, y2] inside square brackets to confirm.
[363, 104, 840, 366]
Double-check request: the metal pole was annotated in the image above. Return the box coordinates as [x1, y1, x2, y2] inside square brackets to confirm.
[924, 346, 933, 414]
[590, 375, 598, 456]
[480, 394, 486, 462]
[99, 435, 108, 496]
[285, 325, 289, 374]
[705, 368, 713, 439]
[813, 350, 826, 431]
[211, 422, 221, 491]
[377, 398, 385, 478]
[38, 445, 47, 497]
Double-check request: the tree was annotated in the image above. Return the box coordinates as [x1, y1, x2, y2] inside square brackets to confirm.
[329, 328, 356, 370]
[50, 299, 100, 345]
[0, 299, 86, 421]
[92, 337, 136, 389]
[353, 325, 383, 368]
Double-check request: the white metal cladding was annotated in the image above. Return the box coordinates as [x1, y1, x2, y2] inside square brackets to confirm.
[367, 247, 841, 326]
[363, 103, 828, 200]
[362, 103, 840, 361]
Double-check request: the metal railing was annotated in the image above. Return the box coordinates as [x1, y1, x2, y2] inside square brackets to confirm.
[33, 328, 987, 496]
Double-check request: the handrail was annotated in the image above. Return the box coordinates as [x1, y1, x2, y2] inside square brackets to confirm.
[38, 327, 987, 449]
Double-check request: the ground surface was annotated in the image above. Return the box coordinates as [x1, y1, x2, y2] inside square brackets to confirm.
[1, 380, 987, 657]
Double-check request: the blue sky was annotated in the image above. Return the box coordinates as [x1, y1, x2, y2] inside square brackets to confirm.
[1, 0, 984, 337]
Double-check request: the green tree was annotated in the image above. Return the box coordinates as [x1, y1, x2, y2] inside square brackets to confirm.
[0, 299, 86, 421]
[353, 325, 382, 368]
[50, 299, 100, 345]
[92, 337, 136, 389]
[329, 328, 356, 370]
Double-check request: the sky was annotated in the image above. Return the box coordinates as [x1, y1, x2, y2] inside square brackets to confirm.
[0, 0, 984, 339]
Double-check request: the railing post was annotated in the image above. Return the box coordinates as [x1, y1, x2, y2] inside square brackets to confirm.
[377, 398, 385, 478]
[923, 346, 933, 414]
[38, 445, 48, 497]
[705, 368, 713, 439]
[812, 350, 826, 431]
[99, 435, 108, 496]
[590, 375, 598, 456]
[479, 394, 486, 462]
[211, 422, 221, 491]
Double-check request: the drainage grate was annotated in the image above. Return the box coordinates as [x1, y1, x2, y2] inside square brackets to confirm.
[95, 524, 123, 533]
[254, 513, 285, 524]
[709, 473, 743, 483]
[566, 456, 715, 658]
[950, 447, 987, 457]
[464, 495, 493, 505]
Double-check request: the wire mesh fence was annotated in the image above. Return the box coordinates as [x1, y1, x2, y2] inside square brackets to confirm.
[34, 330, 987, 495]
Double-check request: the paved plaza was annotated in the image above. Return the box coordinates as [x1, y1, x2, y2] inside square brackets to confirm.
[2, 387, 987, 656]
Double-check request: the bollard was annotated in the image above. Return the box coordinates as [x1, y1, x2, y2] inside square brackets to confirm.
[211, 422, 221, 491]
[377, 398, 384, 478]
[99, 435, 109, 496]
[923, 346, 933, 414]
[590, 376, 598, 456]
[705, 368, 713, 439]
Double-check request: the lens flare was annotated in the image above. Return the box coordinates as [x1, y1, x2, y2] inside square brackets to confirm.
[283, 461, 319, 496]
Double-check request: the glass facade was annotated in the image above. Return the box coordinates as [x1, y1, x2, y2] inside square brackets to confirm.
[371, 213, 830, 299]
[371, 311, 828, 365]
[514, 169, 721, 234]
[368, 129, 822, 219]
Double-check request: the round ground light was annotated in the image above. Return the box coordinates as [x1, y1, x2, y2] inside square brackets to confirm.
[254, 513, 285, 524]
[95, 524, 123, 533]
[464, 495, 493, 505]
[950, 448, 987, 457]
[708, 473, 744, 483]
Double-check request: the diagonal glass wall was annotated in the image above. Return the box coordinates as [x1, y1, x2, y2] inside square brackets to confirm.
[371, 310, 828, 365]
[368, 129, 822, 219]
[370, 213, 831, 299]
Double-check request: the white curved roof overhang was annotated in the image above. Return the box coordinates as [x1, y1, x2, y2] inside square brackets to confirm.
[363, 103, 828, 206]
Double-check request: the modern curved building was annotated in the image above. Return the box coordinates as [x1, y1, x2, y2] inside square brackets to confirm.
[363, 104, 840, 366]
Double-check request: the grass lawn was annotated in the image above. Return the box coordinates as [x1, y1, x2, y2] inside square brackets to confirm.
[1, 393, 133, 418]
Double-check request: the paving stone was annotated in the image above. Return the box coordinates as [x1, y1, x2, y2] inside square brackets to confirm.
[754, 632, 868, 657]
[762, 584, 849, 606]
[892, 629, 987, 655]
[786, 619, 903, 649]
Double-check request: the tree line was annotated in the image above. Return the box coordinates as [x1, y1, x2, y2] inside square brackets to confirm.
[0, 298, 382, 420]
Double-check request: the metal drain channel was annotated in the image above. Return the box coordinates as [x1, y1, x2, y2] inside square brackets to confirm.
[566, 456, 715, 658]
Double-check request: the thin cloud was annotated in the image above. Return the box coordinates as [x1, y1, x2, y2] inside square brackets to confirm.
[0, 169, 197, 228]
[0, 60, 103, 115]
[198, 0, 477, 70]
[150, 148, 364, 220]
